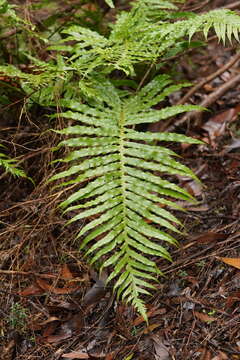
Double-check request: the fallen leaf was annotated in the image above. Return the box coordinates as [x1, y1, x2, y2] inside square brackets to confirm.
[194, 311, 217, 323]
[199, 348, 211, 360]
[217, 257, 240, 270]
[19, 283, 43, 296]
[36, 278, 80, 294]
[45, 328, 72, 343]
[202, 106, 240, 147]
[223, 138, 240, 153]
[151, 335, 170, 360]
[82, 279, 106, 307]
[225, 291, 240, 308]
[63, 351, 106, 359]
[40, 316, 60, 326]
[133, 307, 166, 326]
[211, 351, 228, 359]
[60, 264, 74, 280]
[143, 323, 161, 334]
[42, 321, 59, 338]
[192, 232, 228, 244]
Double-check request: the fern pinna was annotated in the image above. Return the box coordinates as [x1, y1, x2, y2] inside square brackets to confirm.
[50, 76, 203, 319]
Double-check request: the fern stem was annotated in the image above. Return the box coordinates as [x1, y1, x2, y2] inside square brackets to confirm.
[119, 108, 128, 246]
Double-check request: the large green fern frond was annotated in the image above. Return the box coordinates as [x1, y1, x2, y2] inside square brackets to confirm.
[50, 76, 203, 319]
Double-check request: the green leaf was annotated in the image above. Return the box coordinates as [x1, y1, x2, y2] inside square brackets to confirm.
[50, 74, 203, 321]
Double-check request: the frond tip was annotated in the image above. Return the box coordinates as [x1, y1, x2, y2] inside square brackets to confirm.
[50, 76, 203, 320]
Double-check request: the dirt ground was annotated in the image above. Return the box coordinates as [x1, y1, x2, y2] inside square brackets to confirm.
[1, 1, 240, 360]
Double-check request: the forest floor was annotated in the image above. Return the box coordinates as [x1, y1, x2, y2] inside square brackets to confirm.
[1, 1, 240, 359]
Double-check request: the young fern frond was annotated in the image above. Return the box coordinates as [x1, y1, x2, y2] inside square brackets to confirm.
[50, 76, 203, 319]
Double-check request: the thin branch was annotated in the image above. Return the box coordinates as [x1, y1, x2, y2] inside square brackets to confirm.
[177, 52, 240, 105]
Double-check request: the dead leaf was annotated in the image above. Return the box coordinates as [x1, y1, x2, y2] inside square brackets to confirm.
[211, 351, 228, 359]
[143, 323, 161, 334]
[19, 283, 44, 296]
[184, 180, 203, 197]
[225, 290, 240, 308]
[62, 351, 106, 359]
[45, 331, 72, 344]
[133, 307, 166, 326]
[194, 311, 217, 323]
[202, 106, 240, 147]
[151, 335, 170, 360]
[36, 278, 80, 294]
[199, 348, 212, 360]
[60, 264, 74, 280]
[223, 138, 240, 153]
[192, 232, 228, 244]
[82, 279, 106, 307]
[217, 257, 240, 270]
[1, 339, 16, 360]
[42, 321, 59, 338]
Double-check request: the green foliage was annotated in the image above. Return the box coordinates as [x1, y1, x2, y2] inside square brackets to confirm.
[46, 5, 240, 78]
[49, 76, 203, 319]
[8, 302, 28, 332]
[0, 144, 27, 178]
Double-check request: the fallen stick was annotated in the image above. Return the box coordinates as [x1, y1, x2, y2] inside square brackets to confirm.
[166, 58, 240, 131]
[177, 52, 240, 105]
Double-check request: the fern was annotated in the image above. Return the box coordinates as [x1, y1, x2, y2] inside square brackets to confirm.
[0, 145, 27, 178]
[49, 76, 203, 319]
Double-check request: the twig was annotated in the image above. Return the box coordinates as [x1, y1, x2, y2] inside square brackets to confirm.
[198, 72, 240, 107]
[177, 52, 240, 105]
[221, 1, 240, 10]
[166, 63, 240, 131]
[0, 269, 57, 278]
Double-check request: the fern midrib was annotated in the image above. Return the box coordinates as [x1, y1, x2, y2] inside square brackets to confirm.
[119, 106, 133, 264]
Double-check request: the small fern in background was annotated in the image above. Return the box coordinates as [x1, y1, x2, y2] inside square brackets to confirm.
[49, 76, 203, 318]
[0, 145, 27, 178]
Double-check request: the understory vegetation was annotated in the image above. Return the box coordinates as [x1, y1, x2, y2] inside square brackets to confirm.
[1, 0, 240, 321]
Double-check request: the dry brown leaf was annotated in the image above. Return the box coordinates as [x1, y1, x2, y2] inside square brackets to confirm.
[217, 257, 240, 270]
[45, 331, 72, 344]
[184, 180, 203, 197]
[133, 307, 166, 326]
[211, 351, 228, 360]
[36, 278, 80, 294]
[60, 264, 74, 280]
[199, 348, 212, 360]
[143, 323, 161, 334]
[192, 232, 228, 244]
[194, 311, 217, 323]
[63, 351, 106, 359]
[19, 283, 43, 296]
[151, 335, 170, 360]
[39, 316, 60, 326]
[226, 290, 240, 308]
[82, 280, 106, 307]
[202, 106, 240, 147]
